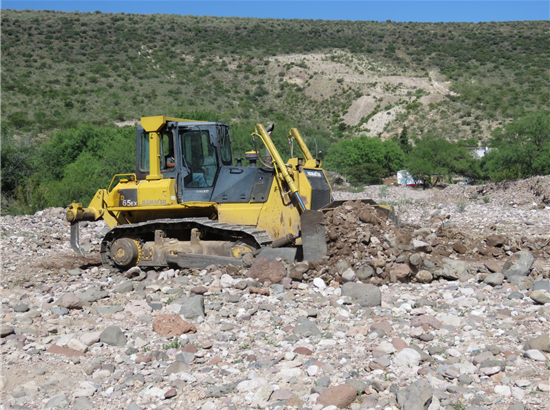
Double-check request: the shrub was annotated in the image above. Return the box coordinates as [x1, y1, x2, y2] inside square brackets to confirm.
[481, 110, 550, 180]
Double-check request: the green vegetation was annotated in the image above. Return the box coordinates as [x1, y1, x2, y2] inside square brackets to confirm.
[163, 338, 184, 350]
[1, 9, 549, 214]
[2, 10, 548, 135]
[405, 133, 480, 187]
[324, 136, 404, 185]
[1, 124, 135, 214]
[481, 110, 550, 181]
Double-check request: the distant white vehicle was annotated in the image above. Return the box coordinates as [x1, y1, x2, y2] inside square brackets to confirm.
[472, 147, 491, 159]
[397, 170, 424, 187]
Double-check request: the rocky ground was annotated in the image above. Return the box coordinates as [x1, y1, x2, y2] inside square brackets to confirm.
[1, 176, 549, 410]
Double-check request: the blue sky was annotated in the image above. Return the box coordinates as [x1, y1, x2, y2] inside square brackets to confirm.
[3, 1, 549, 22]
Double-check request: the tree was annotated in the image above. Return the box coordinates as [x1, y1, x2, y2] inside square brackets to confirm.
[37, 125, 136, 207]
[1, 130, 37, 196]
[481, 110, 550, 180]
[399, 125, 412, 154]
[406, 133, 479, 187]
[324, 136, 404, 185]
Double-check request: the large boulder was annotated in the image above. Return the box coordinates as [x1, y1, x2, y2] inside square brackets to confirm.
[396, 379, 433, 410]
[341, 282, 381, 307]
[247, 257, 287, 284]
[153, 314, 196, 338]
[99, 326, 127, 347]
[502, 251, 535, 279]
[178, 295, 205, 319]
[434, 258, 468, 280]
[523, 334, 550, 353]
[316, 384, 357, 409]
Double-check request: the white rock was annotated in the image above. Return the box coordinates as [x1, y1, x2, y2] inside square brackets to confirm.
[237, 378, 265, 392]
[439, 315, 462, 327]
[511, 386, 525, 401]
[515, 379, 530, 387]
[428, 394, 440, 410]
[92, 369, 111, 379]
[341, 268, 356, 282]
[254, 383, 274, 401]
[537, 383, 550, 392]
[524, 349, 547, 361]
[480, 366, 501, 376]
[67, 338, 88, 353]
[312, 278, 326, 290]
[202, 402, 217, 410]
[124, 299, 152, 317]
[277, 360, 301, 369]
[220, 274, 234, 288]
[56, 334, 75, 347]
[80, 331, 101, 346]
[494, 385, 511, 396]
[458, 288, 475, 296]
[446, 297, 478, 307]
[377, 341, 397, 354]
[276, 368, 302, 381]
[307, 365, 319, 376]
[453, 362, 476, 375]
[284, 352, 296, 361]
[446, 348, 462, 357]
[73, 388, 95, 397]
[135, 337, 147, 349]
[144, 386, 165, 398]
[466, 342, 485, 352]
[164, 303, 182, 314]
[410, 327, 424, 338]
[393, 348, 421, 367]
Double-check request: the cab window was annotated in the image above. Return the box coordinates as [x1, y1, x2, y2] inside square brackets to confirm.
[139, 132, 149, 171]
[180, 129, 218, 187]
[161, 133, 175, 171]
[219, 126, 232, 166]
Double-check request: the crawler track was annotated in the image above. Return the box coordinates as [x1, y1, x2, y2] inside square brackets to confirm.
[100, 217, 272, 268]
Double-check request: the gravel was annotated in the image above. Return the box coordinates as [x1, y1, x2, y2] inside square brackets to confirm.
[0, 176, 549, 409]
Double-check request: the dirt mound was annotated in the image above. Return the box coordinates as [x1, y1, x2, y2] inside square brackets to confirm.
[311, 199, 550, 286]
[475, 176, 550, 205]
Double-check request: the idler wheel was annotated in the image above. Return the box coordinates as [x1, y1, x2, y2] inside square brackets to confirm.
[111, 237, 141, 269]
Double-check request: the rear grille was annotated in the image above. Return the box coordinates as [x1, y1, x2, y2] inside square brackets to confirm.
[305, 170, 331, 210]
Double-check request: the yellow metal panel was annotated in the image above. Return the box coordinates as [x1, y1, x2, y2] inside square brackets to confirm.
[137, 179, 176, 206]
[140, 116, 206, 132]
[256, 179, 301, 240]
[106, 179, 177, 208]
[146, 131, 162, 180]
[218, 204, 263, 226]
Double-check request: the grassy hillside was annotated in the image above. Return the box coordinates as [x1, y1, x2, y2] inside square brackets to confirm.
[2, 9, 549, 144]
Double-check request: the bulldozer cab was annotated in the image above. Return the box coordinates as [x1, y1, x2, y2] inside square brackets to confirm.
[135, 117, 232, 203]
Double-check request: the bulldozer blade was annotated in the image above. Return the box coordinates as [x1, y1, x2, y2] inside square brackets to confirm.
[166, 253, 244, 269]
[301, 210, 327, 262]
[70, 222, 86, 257]
[256, 247, 297, 262]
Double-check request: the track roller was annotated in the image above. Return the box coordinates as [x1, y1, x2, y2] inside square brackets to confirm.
[111, 237, 142, 270]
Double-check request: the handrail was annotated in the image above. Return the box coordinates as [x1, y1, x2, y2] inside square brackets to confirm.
[252, 124, 306, 213]
[108, 173, 137, 193]
[287, 128, 314, 162]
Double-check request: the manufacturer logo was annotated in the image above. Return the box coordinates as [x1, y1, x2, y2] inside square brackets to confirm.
[305, 170, 322, 178]
[141, 199, 167, 205]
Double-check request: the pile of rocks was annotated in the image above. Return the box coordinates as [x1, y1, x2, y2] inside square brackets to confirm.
[1, 177, 549, 410]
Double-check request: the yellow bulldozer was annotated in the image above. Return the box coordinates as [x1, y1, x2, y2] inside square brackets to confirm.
[66, 116, 393, 270]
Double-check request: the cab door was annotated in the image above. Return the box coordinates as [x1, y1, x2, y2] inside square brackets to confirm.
[177, 126, 219, 203]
